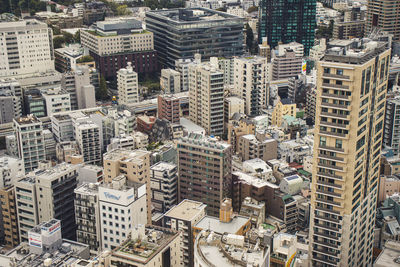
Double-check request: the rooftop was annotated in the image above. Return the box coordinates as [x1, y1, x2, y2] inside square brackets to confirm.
[150, 161, 176, 172]
[233, 171, 279, 189]
[33, 163, 78, 181]
[112, 225, 179, 264]
[164, 199, 206, 221]
[375, 241, 400, 267]
[195, 215, 250, 234]
[178, 132, 230, 150]
[103, 149, 149, 164]
[14, 115, 41, 125]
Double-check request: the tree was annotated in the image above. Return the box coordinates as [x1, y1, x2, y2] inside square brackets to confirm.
[246, 23, 254, 53]
[62, 32, 74, 44]
[53, 36, 65, 49]
[73, 30, 80, 43]
[97, 75, 109, 101]
[116, 5, 131, 15]
[76, 55, 94, 63]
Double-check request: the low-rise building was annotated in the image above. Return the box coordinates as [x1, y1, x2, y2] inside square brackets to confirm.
[238, 134, 278, 162]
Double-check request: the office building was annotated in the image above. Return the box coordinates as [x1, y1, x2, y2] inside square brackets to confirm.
[384, 96, 400, 156]
[41, 87, 72, 116]
[272, 49, 303, 81]
[146, 8, 244, 68]
[0, 81, 22, 123]
[0, 186, 19, 248]
[103, 149, 152, 223]
[157, 94, 180, 124]
[164, 199, 207, 267]
[366, 0, 400, 41]
[74, 182, 101, 255]
[224, 96, 245, 123]
[309, 38, 390, 266]
[0, 14, 54, 77]
[161, 68, 181, 94]
[150, 162, 178, 213]
[35, 163, 79, 241]
[188, 62, 225, 136]
[14, 176, 38, 243]
[80, 18, 158, 79]
[233, 57, 268, 116]
[259, 0, 316, 56]
[175, 58, 196, 92]
[108, 224, 182, 267]
[23, 89, 46, 117]
[0, 218, 90, 266]
[333, 20, 365, 40]
[117, 62, 139, 106]
[99, 175, 147, 250]
[177, 134, 232, 216]
[43, 129, 56, 160]
[74, 120, 102, 165]
[14, 115, 45, 172]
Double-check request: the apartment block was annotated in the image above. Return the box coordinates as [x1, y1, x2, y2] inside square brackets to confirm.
[74, 120, 101, 165]
[177, 134, 232, 216]
[0, 186, 19, 248]
[0, 14, 54, 77]
[0, 156, 24, 188]
[160, 68, 181, 94]
[188, 62, 224, 136]
[227, 116, 255, 153]
[14, 176, 38, 243]
[157, 94, 180, 124]
[14, 115, 45, 172]
[117, 62, 139, 106]
[42, 87, 71, 116]
[384, 96, 400, 156]
[233, 57, 268, 116]
[99, 175, 147, 250]
[272, 49, 303, 81]
[108, 225, 182, 267]
[309, 38, 390, 266]
[146, 8, 244, 68]
[80, 18, 157, 79]
[74, 182, 101, 254]
[150, 162, 178, 213]
[238, 134, 278, 162]
[271, 98, 296, 126]
[35, 163, 79, 241]
[164, 199, 206, 267]
[103, 149, 152, 223]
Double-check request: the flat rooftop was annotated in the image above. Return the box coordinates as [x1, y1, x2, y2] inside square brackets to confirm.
[147, 8, 241, 23]
[150, 161, 176, 172]
[112, 226, 178, 263]
[375, 241, 400, 267]
[164, 199, 206, 221]
[103, 149, 149, 163]
[14, 115, 41, 125]
[195, 215, 250, 234]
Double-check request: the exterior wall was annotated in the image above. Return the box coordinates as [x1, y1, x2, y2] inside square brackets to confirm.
[366, 0, 400, 41]
[0, 187, 19, 248]
[157, 95, 180, 123]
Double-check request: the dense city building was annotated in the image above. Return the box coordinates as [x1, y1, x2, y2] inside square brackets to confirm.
[309, 38, 390, 266]
[259, 0, 316, 55]
[366, 0, 400, 41]
[146, 8, 244, 68]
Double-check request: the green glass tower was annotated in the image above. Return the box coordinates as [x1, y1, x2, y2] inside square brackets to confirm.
[259, 0, 316, 56]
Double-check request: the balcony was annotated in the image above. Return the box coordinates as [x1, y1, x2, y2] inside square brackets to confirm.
[321, 92, 351, 101]
[318, 162, 345, 172]
[313, 238, 340, 248]
[314, 214, 340, 223]
[314, 222, 342, 233]
[316, 197, 343, 208]
[322, 73, 351, 80]
[318, 144, 345, 153]
[315, 206, 341, 215]
[319, 130, 347, 138]
[313, 247, 340, 258]
[322, 83, 350, 90]
[316, 189, 342, 198]
[320, 121, 349, 130]
[320, 111, 348, 119]
[317, 171, 342, 180]
[318, 153, 345, 162]
[320, 102, 350, 110]
[312, 255, 339, 266]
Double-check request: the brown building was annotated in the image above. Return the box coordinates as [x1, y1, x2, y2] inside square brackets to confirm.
[366, 0, 400, 41]
[272, 49, 302, 81]
[227, 115, 255, 153]
[103, 149, 152, 223]
[136, 115, 156, 135]
[333, 20, 365, 40]
[177, 133, 232, 216]
[0, 186, 19, 248]
[238, 133, 278, 162]
[157, 95, 180, 123]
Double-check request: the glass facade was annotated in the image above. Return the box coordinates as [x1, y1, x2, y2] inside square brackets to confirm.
[259, 0, 316, 56]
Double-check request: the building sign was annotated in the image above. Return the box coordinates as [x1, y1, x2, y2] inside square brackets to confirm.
[28, 232, 42, 248]
[104, 192, 121, 200]
[302, 61, 307, 74]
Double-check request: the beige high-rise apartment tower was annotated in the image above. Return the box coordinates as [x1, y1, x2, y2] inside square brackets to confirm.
[309, 38, 390, 267]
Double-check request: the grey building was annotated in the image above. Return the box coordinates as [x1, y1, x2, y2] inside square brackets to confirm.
[384, 96, 400, 156]
[146, 8, 244, 68]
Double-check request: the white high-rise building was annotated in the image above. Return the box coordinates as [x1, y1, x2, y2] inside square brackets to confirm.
[0, 14, 54, 77]
[189, 62, 224, 136]
[234, 56, 268, 116]
[99, 175, 147, 250]
[117, 62, 139, 106]
[14, 115, 45, 172]
[42, 87, 71, 116]
[74, 120, 101, 165]
[0, 156, 24, 188]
